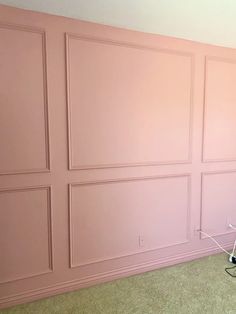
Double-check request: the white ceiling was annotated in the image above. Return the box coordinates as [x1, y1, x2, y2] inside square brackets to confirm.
[1, 0, 236, 48]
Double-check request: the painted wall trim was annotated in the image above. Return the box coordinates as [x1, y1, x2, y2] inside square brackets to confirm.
[68, 174, 191, 268]
[202, 56, 236, 163]
[200, 170, 236, 239]
[0, 242, 233, 310]
[0, 185, 54, 284]
[65, 33, 194, 170]
[0, 22, 51, 175]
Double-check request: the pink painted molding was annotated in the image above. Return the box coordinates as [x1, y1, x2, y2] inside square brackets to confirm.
[1, 3, 236, 310]
[202, 56, 236, 163]
[0, 185, 53, 284]
[0, 22, 50, 176]
[68, 174, 191, 268]
[200, 170, 236, 239]
[65, 33, 194, 171]
[0, 241, 234, 310]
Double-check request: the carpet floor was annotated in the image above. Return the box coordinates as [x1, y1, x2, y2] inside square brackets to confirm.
[1, 253, 236, 314]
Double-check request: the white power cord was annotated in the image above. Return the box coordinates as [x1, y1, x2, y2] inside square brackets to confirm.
[231, 240, 236, 260]
[197, 230, 232, 256]
[199, 224, 236, 276]
[197, 225, 236, 264]
[229, 224, 236, 231]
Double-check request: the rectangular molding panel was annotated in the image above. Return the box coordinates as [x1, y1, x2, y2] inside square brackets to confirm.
[66, 34, 193, 169]
[201, 171, 236, 237]
[0, 186, 53, 284]
[69, 175, 190, 267]
[0, 24, 50, 175]
[0, 4, 236, 309]
[203, 57, 236, 162]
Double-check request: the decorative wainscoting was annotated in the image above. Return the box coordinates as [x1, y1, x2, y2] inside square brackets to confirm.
[1, 4, 236, 309]
[66, 33, 194, 169]
[69, 175, 191, 268]
[0, 23, 50, 175]
[0, 242, 234, 309]
[202, 56, 236, 162]
[200, 171, 236, 238]
[0, 186, 53, 284]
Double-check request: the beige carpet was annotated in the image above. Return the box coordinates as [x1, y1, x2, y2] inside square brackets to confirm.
[1, 253, 236, 314]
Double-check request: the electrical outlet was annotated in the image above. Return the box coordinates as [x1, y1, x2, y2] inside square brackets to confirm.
[139, 235, 145, 247]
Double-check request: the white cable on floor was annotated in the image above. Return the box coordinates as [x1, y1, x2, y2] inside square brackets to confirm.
[228, 224, 236, 257]
[232, 239, 236, 256]
[229, 224, 236, 231]
[198, 230, 232, 256]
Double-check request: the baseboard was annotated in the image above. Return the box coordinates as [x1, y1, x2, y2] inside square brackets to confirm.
[0, 242, 233, 310]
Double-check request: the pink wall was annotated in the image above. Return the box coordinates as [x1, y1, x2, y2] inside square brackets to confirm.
[1, 4, 236, 309]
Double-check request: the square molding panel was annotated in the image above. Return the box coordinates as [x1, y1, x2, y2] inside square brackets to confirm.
[66, 34, 193, 170]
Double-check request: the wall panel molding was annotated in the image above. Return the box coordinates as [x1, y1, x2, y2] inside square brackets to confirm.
[2, 3, 236, 309]
[0, 240, 234, 310]
[202, 56, 236, 163]
[68, 174, 191, 268]
[0, 185, 53, 284]
[0, 23, 50, 175]
[65, 33, 194, 171]
[200, 170, 236, 239]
